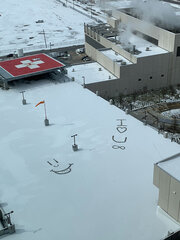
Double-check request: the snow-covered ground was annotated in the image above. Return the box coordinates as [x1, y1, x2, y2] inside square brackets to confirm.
[0, 0, 92, 54]
[0, 78, 179, 240]
[161, 109, 180, 118]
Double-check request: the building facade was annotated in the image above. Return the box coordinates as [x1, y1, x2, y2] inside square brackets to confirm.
[84, 8, 180, 97]
[154, 153, 180, 223]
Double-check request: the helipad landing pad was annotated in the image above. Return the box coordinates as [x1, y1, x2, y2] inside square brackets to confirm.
[0, 53, 64, 81]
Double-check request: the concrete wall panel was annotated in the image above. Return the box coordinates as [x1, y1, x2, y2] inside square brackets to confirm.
[153, 164, 160, 188]
[168, 177, 180, 221]
[158, 168, 171, 212]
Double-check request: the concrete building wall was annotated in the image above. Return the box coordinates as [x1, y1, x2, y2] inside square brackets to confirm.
[107, 17, 119, 29]
[85, 13, 180, 95]
[112, 10, 176, 52]
[85, 36, 171, 94]
[96, 50, 115, 76]
[154, 162, 180, 223]
[85, 29, 138, 64]
[168, 177, 180, 221]
[158, 168, 171, 212]
[85, 42, 98, 61]
[110, 10, 180, 86]
[171, 34, 180, 85]
[86, 78, 127, 98]
[153, 164, 160, 188]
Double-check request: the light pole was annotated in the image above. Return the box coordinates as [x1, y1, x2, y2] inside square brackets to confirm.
[20, 91, 26, 105]
[71, 134, 78, 151]
[50, 42, 54, 51]
[42, 29, 47, 48]
[82, 76, 85, 88]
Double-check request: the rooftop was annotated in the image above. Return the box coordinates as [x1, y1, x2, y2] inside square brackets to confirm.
[0, 54, 64, 81]
[67, 62, 117, 84]
[114, 34, 168, 58]
[101, 49, 133, 65]
[157, 153, 180, 181]
[0, 77, 180, 240]
[87, 23, 168, 58]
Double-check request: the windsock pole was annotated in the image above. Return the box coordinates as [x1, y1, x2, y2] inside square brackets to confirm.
[43, 101, 49, 126]
[35, 100, 49, 126]
[44, 101, 47, 120]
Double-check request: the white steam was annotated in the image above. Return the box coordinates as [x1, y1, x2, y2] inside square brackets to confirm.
[131, 0, 180, 30]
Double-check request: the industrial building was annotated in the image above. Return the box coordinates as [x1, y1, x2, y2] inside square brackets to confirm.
[84, 7, 180, 97]
[154, 153, 180, 223]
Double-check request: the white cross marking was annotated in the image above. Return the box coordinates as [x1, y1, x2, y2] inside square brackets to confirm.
[15, 59, 44, 69]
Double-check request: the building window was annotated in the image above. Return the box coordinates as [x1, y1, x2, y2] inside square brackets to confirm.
[138, 78, 142, 81]
[150, 76, 152, 79]
[177, 47, 180, 56]
[161, 74, 164, 77]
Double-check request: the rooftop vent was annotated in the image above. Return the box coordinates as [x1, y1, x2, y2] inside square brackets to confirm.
[121, 61, 127, 66]
[116, 59, 123, 62]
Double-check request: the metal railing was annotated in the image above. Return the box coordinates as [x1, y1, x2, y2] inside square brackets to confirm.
[0, 39, 85, 56]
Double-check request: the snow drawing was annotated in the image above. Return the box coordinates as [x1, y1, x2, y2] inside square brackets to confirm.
[47, 159, 73, 175]
[112, 119, 127, 150]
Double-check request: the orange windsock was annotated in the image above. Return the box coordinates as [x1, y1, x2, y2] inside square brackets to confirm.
[35, 101, 45, 107]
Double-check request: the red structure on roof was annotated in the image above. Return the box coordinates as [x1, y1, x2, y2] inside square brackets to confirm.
[0, 53, 64, 81]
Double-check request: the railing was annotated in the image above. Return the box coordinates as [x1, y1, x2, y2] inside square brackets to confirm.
[0, 39, 85, 56]
[56, 0, 105, 23]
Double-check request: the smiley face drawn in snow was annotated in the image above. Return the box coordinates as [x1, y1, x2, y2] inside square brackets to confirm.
[47, 159, 73, 175]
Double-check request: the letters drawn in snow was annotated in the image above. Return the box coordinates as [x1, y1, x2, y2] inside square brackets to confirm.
[112, 119, 127, 150]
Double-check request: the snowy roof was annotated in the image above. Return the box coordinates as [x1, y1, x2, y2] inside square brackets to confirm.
[0, 79, 180, 240]
[0, 0, 92, 54]
[67, 62, 117, 84]
[101, 49, 133, 65]
[157, 153, 180, 181]
[117, 34, 168, 58]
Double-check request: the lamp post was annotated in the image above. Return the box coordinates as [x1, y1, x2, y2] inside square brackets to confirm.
[71, 134, 78, 151]
[42, 29, 47, 48]
[20, 91, 26, 105]
[82, 76, 85, 88]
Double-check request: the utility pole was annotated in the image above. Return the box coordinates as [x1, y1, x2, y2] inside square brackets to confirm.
[42, 29, 47, 48]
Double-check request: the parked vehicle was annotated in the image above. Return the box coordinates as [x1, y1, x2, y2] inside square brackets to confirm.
[76, 48, 85, 54]
[81, 55, 90, 61]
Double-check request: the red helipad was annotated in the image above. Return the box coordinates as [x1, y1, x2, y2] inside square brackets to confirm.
[0, 53, 64, 80]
